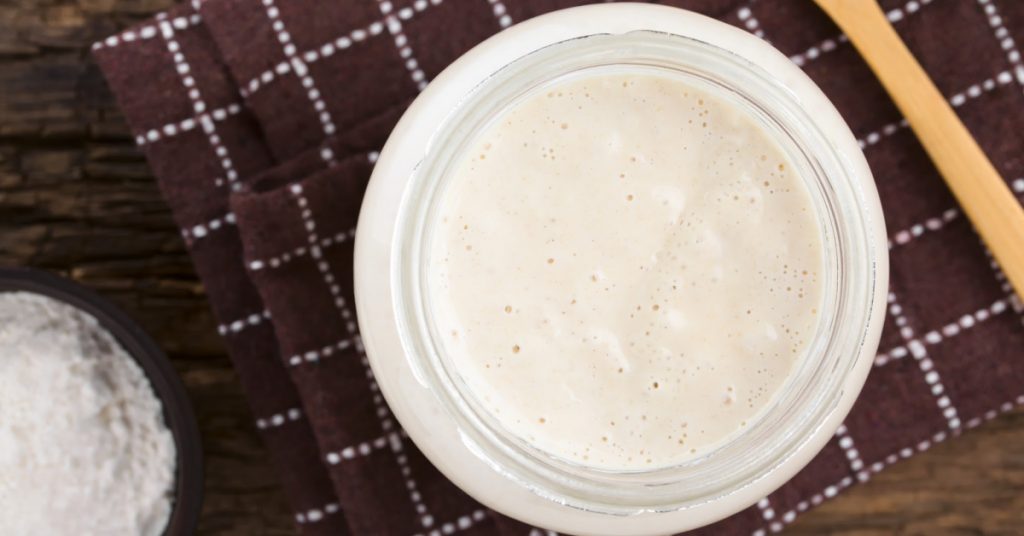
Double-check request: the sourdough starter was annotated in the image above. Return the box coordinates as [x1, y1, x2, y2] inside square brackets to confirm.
[428, 72, 824, 470]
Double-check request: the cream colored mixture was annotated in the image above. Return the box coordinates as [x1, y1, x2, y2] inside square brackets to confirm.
[428, 72, 824, 470]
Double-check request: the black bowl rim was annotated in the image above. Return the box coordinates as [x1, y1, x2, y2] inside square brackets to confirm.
[0, 267, 203, 536]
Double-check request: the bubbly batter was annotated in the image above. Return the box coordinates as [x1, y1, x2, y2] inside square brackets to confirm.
[428, 72, 824, 470]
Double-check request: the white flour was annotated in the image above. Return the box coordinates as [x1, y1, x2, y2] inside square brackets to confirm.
[0, 292, 176, 535]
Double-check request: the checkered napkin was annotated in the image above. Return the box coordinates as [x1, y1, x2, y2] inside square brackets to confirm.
[92, 0, 1024, 534]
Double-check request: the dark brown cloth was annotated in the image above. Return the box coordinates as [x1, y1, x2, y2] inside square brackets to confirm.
[93, 0, 1024, 534]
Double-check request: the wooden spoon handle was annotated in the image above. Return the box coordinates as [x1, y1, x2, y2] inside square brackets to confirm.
[815, 0, 1024, 297]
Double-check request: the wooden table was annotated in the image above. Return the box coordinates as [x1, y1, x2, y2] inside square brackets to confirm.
[2, 1, 1022, 534]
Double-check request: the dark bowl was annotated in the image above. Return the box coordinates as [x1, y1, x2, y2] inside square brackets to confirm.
[0, 267, 203, 536]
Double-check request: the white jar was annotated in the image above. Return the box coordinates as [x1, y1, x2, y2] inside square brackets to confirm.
[354, 4, 888, 534]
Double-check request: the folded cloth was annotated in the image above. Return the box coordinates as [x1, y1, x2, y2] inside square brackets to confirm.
[93, 0, 1024, 534]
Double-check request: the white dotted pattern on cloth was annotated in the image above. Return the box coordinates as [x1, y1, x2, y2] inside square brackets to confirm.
[241, 0, 444, 101]
[134, 103, 243, 147]
[259, 0, 338, 153]
[158, 16, 240, 190]
[180, 211, 236, 241]
[378, 0, 429, 91]
[412, 509, 489, 536]
[875, 296, 1012, 367]
[756, 497, 776, 524]
[91, 14, 202, 50]
[983, 242, 1024, 328]
[324, 432, 395, 464]
[887, 208, 959, 250]
[834, 424, 868, 482]
[788, 0, 935, 66]
[256, 407, 302, 430]
[975, 0, 1024, 92]
[294, 501, 342, 525]
[247, 227, 355, 272]
[285, 335, 361, 367]
[736, 5, 765, 39]
[488, 0, 513, 28]
[289, 183, 435, 527]
[889, 292, 963, 428]
[217, 309, 271, 335]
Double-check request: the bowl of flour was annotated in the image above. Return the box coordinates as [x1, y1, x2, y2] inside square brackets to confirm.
[0, 267, 202, 535]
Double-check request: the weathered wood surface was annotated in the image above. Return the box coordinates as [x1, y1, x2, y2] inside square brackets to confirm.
[1, 1, 1021, 535]
[2, 1, 292, 534]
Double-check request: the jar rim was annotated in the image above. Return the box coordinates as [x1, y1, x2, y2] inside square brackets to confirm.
[355, 5, 888, 535]
[398, 29, 866, 513]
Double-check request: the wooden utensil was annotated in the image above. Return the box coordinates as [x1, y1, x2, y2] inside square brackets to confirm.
[813, 0, 1024, 298]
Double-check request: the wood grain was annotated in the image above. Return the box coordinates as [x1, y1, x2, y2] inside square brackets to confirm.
[2, 1, 291, 534]
[1, 1, 1021, 535]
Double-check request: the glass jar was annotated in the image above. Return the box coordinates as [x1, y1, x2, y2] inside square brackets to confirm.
[355, 4, 888, 534]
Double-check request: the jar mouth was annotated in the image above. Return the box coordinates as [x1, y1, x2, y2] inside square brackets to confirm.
[391, 31, 879, 516]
